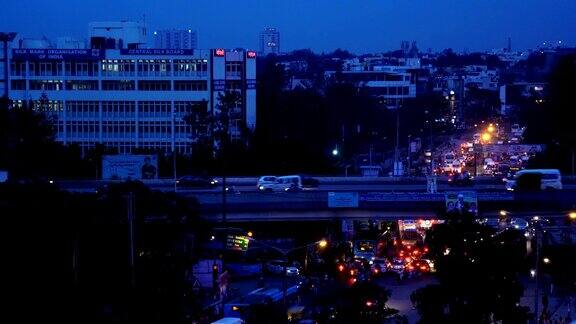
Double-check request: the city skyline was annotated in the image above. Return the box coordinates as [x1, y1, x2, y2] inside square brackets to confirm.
[0, 0, 575, 53]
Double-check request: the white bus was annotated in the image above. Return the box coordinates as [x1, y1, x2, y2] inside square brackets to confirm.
[505, 169, 562, 191]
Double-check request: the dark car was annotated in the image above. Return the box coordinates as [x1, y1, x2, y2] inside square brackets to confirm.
[301, 176, 320, 189]
[176, 175, 218, 188]
[448, 172, 473, 187]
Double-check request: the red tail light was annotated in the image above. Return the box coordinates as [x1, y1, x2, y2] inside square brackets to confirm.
[338, 264, 344, 272]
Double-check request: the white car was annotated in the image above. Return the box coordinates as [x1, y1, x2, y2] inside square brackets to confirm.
[266, 260, 300, 276]
[509, 218, 529, 230]
[257, 176, 277, 190]
[258, 175, 302, 192]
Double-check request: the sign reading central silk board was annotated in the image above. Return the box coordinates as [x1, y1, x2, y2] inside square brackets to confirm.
[120, 49, 195, 55]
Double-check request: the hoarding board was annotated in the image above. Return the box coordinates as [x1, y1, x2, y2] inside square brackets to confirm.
[102, 155, 158, 180]
[445, 191, 478, 215]
[328, 192, 359, 208]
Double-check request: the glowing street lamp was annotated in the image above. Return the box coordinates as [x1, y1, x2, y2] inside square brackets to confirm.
[543, 257, 550, 264]
[487, 125, 495, 133]
[482, 133, 491, 142]
[332, 148, 339, 156]
[569, 212, 576, 220]
[318, 239, 328, 248]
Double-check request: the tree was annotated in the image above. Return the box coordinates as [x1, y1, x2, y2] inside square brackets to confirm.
[522, 54, 576, 172]
[420, 215, 530, 323]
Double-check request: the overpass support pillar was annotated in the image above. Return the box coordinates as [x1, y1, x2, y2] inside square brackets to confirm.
[341, 219, 354, 241]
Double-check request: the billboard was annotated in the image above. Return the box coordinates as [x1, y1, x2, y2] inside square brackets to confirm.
[445, 191, 478, 215]
[328, 192, 359, 208]
[102, 155, 158, 180]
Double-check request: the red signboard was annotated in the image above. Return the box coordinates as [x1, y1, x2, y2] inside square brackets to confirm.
[247, 51, 257, 58]
[214, 48, 225, 57]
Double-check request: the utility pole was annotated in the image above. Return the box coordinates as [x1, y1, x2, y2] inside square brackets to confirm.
[407, 135, 412, 177]
[394, 107, 401, 177]
[127, 193, 136, 288]
[534, 224, 541, 323]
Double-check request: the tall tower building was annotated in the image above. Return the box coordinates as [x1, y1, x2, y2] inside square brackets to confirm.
[154, 29, 198, 49]
[259, 27, 280, 56]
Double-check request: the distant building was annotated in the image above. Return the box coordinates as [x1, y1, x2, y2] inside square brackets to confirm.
[327, 57, 420, 109]
[153, 29, 198, 50]
[4, 23, 257, 155]
[89, 21, 147, 49]
[56, 37, 85, 49]
[259, 27, 280, 56]
[500, 82, 546, 115]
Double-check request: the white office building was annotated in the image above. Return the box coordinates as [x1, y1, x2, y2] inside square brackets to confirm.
[154, 29, 198, 50]
[259, 27, 280, 56]
[4, 26, 257, 156]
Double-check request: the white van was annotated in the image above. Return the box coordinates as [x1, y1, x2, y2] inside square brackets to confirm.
[258, 175, 302, 192]
[257, 176, 277, 190]
[505, 169, 562, 191]
[211, 318, 244, 324]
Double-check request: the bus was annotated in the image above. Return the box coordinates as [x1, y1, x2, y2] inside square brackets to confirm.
[505, 169, 562, 191]
[223, 286, 300, 318]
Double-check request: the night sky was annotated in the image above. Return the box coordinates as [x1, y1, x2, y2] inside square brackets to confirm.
[0, 0, 575, 53]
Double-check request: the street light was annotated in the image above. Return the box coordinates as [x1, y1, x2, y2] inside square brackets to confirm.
[332, 148, 339, 156]
[499, 210, 507, 217]
[487, 125, 495, 133]
[569, 212, 576, 220]
[481, 133, 491, 142]
[318, 239, 328, 248]
[543, 257, 550, 264]
[247, 231, 253, 237]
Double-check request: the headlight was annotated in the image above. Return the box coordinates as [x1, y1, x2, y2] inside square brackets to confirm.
[213, 179, 218, 183]
[259, 185, 264, 190]
[210, 181, 215, 185]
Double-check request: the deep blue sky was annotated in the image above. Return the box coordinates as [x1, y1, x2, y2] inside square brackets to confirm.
[0, 0, 575, 53]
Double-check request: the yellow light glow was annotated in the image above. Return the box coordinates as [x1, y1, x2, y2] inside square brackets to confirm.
[482, 133, 491, 142]
[487, 125, 495, 133]
[318, 239, 328, 248]
[569, 212, 576, 220]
